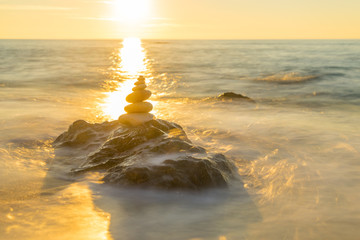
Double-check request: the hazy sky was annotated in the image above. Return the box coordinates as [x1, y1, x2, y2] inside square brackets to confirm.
[1, 0, 359, 39]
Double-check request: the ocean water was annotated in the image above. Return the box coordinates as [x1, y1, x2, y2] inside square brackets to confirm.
[0, 39, 360, 240]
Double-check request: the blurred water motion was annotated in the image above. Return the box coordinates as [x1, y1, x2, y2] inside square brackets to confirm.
[100, 38, 157, 120]
[8, 183, 112, 240]
[0, 39, 360, 240]
[0, 143, 112, 240]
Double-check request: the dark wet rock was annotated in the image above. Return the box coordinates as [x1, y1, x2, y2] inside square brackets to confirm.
[53, 120, 119, 148]
[217, 92, 254, 102]
[53, 119, 235, 190]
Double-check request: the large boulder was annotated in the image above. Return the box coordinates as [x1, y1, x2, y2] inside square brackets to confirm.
[53, 119, 235, 191]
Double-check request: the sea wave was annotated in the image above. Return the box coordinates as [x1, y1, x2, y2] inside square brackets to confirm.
[256, 72, 318, 83]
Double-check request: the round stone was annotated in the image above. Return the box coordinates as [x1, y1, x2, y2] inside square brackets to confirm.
[132, 84, 146, 91]
[126, 90, 151, 103]
[138, 76, 145, 81]
[135, 80, 145, 85]
[124, 101, 153, 113]
[118, 113, 155, 126]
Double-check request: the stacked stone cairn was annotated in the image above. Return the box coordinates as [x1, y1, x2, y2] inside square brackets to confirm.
[118, 76, 155, 126]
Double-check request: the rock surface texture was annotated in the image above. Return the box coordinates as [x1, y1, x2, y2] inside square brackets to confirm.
[53, 119, 235, 191]
[119, 76, 154, 126]
[217, 92, 255, 102]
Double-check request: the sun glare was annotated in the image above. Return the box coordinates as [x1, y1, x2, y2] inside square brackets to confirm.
[100, 38, 156, 120]
[113, 0, 150, 23]
[120, 38, 146, 75]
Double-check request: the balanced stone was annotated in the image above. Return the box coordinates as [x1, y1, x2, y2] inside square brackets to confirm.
[119, 75, 154, 126]
[126, 90, 151, 103]
[132, 84, 146, 91]
[124, 101, 153, 113]
[134, 80, 145, 85]
[118, 113, 154, 126]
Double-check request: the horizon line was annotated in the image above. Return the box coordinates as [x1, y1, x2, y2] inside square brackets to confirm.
[1, 38, 360, 41]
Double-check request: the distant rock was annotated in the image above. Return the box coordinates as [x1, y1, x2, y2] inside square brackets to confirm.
[217, 92, 254, 102]
[53, 119, 235, 191]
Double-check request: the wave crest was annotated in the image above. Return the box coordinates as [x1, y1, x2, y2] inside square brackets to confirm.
[256, 72, 318, 83]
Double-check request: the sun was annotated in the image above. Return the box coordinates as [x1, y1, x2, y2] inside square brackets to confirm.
[113, 0, 150, 23]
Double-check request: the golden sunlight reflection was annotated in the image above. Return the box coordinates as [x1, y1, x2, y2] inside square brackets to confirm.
[4, 183, 112, 240]
[48, 183, 112, 240]
[100, 37, 157, 120]
[120, 38, 146, 75]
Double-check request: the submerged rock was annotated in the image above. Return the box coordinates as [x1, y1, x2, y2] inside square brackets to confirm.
[53, 119, 235, 190]
[217, 92, 254, 102]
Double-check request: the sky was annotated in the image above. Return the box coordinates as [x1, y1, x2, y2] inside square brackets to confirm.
[0, 0, 359, 39]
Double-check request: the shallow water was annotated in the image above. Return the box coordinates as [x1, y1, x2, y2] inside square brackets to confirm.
[1, 39, 360, 240]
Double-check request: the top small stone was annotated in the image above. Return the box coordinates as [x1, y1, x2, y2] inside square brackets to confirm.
[135, 80, 145, 85]
[135, 76, 146, 85]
